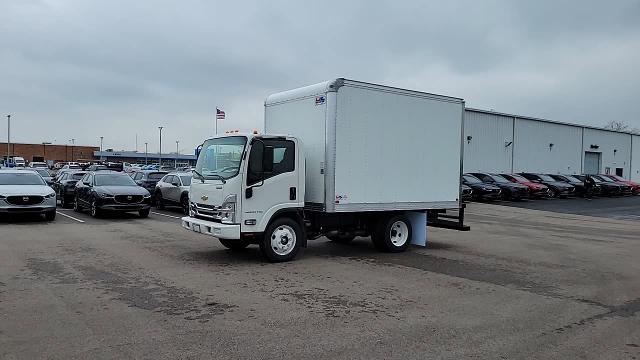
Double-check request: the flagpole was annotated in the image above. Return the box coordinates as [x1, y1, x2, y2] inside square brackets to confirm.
[215, 106, 218, 136]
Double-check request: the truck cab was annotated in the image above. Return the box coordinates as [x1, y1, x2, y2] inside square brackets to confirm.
[182, 134, 306, 261]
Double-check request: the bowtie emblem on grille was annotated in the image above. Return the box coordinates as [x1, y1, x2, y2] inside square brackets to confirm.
[201, 195, 208, 201]
[127, 195, 132, 200]
[23, 196, 29, 202]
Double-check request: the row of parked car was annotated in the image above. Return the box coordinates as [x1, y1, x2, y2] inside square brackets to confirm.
[0, 164, 193, 221]
[461, 172, 640, 202]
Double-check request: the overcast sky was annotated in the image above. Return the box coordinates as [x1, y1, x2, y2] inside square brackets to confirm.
[1, 0, 639, 153]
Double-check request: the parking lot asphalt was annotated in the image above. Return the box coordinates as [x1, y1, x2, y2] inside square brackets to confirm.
[1, 204, 639, 359]
[500, 195, 640, 220]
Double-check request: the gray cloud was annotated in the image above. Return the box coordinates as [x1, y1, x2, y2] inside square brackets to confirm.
[1, 0, 639, 152]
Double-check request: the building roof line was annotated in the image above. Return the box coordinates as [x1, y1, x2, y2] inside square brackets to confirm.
[466, 107, 639, 136]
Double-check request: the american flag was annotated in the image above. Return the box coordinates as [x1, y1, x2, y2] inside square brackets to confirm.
[216, 108, 225, 120]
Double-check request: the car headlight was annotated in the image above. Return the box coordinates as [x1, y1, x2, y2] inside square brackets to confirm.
[143, 194, 151, 198]
[45, 193, 56, 199]
[99, 193, 114, 198]
[220, 194, 237, 224]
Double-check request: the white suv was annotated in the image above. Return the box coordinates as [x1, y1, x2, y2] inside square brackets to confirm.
[154, 172, 192, 214]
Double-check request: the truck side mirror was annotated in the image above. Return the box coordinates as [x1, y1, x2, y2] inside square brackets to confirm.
[263, 146, 274, 174]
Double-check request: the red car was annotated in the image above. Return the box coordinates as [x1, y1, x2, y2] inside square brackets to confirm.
[600, 174, 640, 195]
[500, 173, 551, 198]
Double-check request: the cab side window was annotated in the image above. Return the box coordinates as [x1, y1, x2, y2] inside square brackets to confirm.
[247, 139, 295, 186]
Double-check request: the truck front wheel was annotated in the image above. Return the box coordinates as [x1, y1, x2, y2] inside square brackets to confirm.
[372, 214, 412, 253]
[260, 217, 302, 262]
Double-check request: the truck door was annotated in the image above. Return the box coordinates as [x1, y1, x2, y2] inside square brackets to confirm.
[242, 138, 299, 232]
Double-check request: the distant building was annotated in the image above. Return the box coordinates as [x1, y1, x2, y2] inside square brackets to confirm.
[0, 142, 98, 164]
[94, 150, 197, 166]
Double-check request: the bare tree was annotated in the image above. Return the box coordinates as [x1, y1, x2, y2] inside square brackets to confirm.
[604, 120, 640, 134]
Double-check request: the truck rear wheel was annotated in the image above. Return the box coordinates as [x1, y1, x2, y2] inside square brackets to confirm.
[219, 238, 250, 250]
[260, 217, 302, 262]
[372, 214, 412, 253]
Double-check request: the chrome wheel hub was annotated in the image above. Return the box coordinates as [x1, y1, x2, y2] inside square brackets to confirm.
[271, 225, 296, 256]
[389, 221, 409, 247]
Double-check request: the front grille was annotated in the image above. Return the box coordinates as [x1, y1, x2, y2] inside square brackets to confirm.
[115, 195, 143, 204]
[193, 203, 223, 222]
[6, 195, 44, 205]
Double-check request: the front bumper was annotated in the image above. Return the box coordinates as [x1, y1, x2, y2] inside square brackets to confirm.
[95, 196, 151, 212]
[181, 216, 240, 240]
[0, 198, 56, 214]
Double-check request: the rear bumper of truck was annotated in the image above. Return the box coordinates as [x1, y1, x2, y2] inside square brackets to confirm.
[181, 216, 240, 239]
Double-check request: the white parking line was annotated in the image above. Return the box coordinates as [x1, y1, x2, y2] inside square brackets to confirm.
[56, 211, 86, 223]
[151, 211, 183, 220]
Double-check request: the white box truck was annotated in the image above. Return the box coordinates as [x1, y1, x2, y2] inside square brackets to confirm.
[182, 78, 467, 262]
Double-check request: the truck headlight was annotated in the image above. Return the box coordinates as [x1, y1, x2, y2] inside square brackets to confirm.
[220, 194, 237, 224]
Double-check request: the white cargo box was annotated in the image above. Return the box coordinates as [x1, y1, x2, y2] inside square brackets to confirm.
[265, 78, 464, 213]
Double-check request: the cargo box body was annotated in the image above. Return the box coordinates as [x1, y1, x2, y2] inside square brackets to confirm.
[265, 78, 464, 213]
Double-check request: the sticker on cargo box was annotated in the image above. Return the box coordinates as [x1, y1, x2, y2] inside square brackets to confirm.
[335, 194, 348, 203]
[315, 95, 325, 105]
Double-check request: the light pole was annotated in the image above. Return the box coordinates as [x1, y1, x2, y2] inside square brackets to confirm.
[158, 126, 163, 166]
[175, 140, 179, 168]
[145, 142, 148, 165]
[42, 142, 51, 162]
[70, 138, 75, 162]
[100, 136, 104, 158]
[6, 115, 10, 165]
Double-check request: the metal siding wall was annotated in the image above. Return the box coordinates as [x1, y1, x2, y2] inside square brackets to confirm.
[632, 135, 640, 182]
[583, 129, 632, 178]
[513, 118, 582, 174]
[463, 110, 513, 173]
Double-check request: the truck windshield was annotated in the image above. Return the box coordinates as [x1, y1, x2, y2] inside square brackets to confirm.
[195, 136, 247, 181]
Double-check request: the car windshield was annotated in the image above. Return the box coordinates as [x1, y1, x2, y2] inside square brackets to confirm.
[0, 173, 46, 185]
[509, 174, 528, 182]
[34, 169, 50, 177]
[95, 174, 137, 186]
[564, 175, 581, 182]
[148, 172, 167, 180]
[463, 175, 482, 184]
[489, 174, 510, 183]
[195, 136, 247, 181]
[538, 174, 556, 182]
[180, 176, 192, 186]
[68, 165, 81, 169]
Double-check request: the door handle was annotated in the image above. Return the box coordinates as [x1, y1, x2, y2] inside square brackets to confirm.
[289, 187, 296, 200]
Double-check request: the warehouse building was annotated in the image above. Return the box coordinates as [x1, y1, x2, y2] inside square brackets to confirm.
[463, 108, 640, 182]
[0, 142, 98, 164]
[94, 150, 197, 166]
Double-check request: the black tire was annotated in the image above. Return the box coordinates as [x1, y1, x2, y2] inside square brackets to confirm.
[327, 233, 356, 244]
[139, 208, 150, 218]
[73, 196, 81, 212]
[181, 195, 189, 215]
[260, 217, 302, 262]
[219, 238, 250, 250]
[44, 211, 56, 221]
[155, 192, 165, 209]
[549, 188, 558, 198]
[371, 214, 412, 253]
[90, 199, 101, 218]
[60, 195, 69, 209]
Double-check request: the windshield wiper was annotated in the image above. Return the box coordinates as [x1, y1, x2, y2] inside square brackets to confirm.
[194, 170, 226, 184]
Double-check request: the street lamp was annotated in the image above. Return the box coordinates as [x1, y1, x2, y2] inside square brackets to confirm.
[175, 140, 179, 168]
[145, 142, 148, 165]
[70, 138, 75, 162]
[100, 136, 104, 153]
[158, 126, 163, 166]
[42, 142, 52, 162]
[6, 115, 10, 165]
